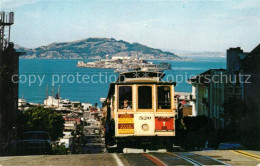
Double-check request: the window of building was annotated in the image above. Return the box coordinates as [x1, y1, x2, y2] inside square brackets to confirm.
[138, 86, 152, 109]
[157, 86, 171, 109]
[119, 86, 132, 109]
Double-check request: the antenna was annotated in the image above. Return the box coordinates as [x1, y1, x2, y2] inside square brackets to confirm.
[45, 85, 48, 99]
[57, 85, 60, 107]
[58, 85, 60, 98]
[52, 84, 54, 106]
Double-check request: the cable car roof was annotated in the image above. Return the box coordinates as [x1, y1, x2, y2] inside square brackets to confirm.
[117, 71, 165, 82]
[105, 71, 176, 101]
[119, 71, 164, 78]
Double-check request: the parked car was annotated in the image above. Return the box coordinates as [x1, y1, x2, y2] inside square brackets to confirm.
[218, 142, 244, 150]
[17, 131, 52, 155]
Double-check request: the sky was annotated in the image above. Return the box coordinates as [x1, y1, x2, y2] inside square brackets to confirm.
[1, 0, 260, 52]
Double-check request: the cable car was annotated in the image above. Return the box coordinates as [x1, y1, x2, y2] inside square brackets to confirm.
[104, 71, 177, 152]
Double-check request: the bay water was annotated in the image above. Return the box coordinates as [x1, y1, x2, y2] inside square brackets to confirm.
[19, 57, 226, 105]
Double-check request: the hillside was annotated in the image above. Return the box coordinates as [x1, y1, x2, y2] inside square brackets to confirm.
[162, 48, 225, 58]
[17, 38, 181, 60]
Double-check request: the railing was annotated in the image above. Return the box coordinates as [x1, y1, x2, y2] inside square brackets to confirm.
[0, 12, 14, 25]
[0, 11, 14, 51]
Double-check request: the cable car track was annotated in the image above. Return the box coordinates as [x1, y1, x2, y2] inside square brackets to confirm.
[121, 152, 230, 165]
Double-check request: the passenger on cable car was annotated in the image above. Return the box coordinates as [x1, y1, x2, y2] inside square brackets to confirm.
[123, 99, 131, 109]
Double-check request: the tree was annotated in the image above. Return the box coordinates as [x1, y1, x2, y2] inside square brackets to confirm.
[18, 106, 64, 141]
[74, 122, 87, 154]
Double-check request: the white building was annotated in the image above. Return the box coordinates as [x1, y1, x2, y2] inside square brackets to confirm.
[59, 135, 73, 149]
[82, 103, 92, 110]
[111, 56, 130, 60]
[44, 96, 74, 108]
[18, 98, 27, 107]
[64, 121, 76, 131]
[44, 96, 61, 107]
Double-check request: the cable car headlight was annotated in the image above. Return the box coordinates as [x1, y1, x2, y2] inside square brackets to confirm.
[142, 124, 149, 131]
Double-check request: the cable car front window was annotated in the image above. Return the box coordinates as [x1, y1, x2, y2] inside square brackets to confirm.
[138, 86, 152, 109]
[119, 86, 132, 109]
[157, 86, 171, 109]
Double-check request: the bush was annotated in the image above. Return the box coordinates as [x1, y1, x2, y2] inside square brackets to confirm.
[18, 106, 65, 141]
[52, 143, 68, 155]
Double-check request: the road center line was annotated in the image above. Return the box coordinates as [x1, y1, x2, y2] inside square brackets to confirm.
[231, 150, 260, 161]
[236, 150, 260, 159]
[112, 154, 124, 166]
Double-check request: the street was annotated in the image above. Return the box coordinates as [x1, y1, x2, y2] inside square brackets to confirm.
[0, 150, 259, 166]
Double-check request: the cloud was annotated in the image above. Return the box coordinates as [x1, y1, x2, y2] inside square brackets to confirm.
[0, 0, 40, 10]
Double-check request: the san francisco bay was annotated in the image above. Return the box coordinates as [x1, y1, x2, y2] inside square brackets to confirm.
[19, 57, 226, 105]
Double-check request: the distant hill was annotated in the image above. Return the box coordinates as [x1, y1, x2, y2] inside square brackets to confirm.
[162, 48, 225, 58]
[17, 38, 181, 60]
[178, 51, 225, 58]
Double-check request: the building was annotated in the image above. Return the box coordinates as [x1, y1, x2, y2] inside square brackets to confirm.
[0, 12, 24, 154]
[44, 96, 84, 109]
[189, 69, 226, 129]
[59, 131, 73, 149]
[189, 70, 210, 117]
[209, 69, 227, 129]
[64, 112, 81, 124]
[81, 103, 92, 110]
[225, 44, 260, 116]
[44, 96, 61, 107]
[240, 44, 260, 111]
[189, 44, 260, 130]
[227, 47, 247, 77]
[111, 56, 131, 60]
[64, 121, 77, 131]
[226, 47, 248, 101]
[175, 92, 196, 117]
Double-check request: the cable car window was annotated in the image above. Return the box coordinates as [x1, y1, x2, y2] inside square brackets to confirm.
[157, 86, 171, 109]
[119, 86, 132, 109]
[138, 86, 152, 109]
